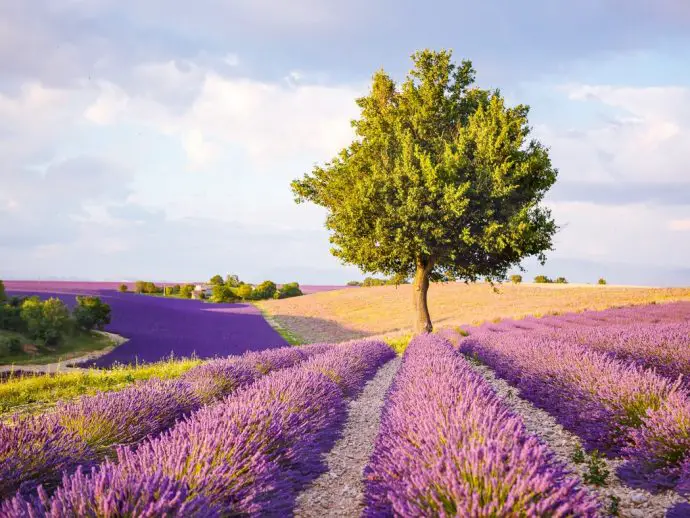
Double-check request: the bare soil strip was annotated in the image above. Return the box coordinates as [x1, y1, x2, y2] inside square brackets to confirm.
[294, 356, 402, 517]
[467, 359, 687, 518]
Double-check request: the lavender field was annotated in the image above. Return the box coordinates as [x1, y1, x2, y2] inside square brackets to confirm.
[1, 301, 690, 516]
[4, 281, 289, 367]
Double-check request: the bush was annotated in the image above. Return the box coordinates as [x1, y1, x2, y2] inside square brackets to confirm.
[253, 281, 277, 300]
[346, 281, 362, 286]
[0, 304, 24, 332]
[73, 296, 111, 331]
[0, 280, 5, 303]
[598, 278, 607, 285]
[209, 275, 224, 286]
[179, 285, 194, 299]
[172, 284, 181, 294]
[164, 286, 174, 296]
[236, 285, 253, 300]
[509, 274, 522, 284]
[225, 275, 241, 288]
[555, 277, 568, 284]
[211, 285, 235, 303]
[277, 282, 303, 299]
[534, 275, 551, 284]
[118, 284, 128, 293]
[21, 297, 70, 346]
[362, 277, 387, 287]
[0, 336, 22, 356]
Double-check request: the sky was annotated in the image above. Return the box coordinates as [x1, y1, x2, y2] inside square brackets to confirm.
[1, 1, 689, 286]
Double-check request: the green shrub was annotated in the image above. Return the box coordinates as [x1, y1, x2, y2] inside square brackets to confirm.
[554, 277, 568, 284]
[0, 303, 24, 332]
[118, 284, 128, 293]
[0, 280, 5, 302]
[362, 277, 387, 287]
[209, 274, 224, 285]
[0, 336, 22, 356]
[236, 284, 253, 300]
[225, 275, 241, 288]
[211, 284, 235, 303]
[21, 297, 70, 346]
[179, 284, 194, 299]
[509, 274, 522, 284]
[598, 278, 607, 285]
[253, 280, 277, 300]
[73, 296, 111, 331]
[534, 275, 551, 284]
[346, 281, 362, 286]
[277, 282, 303, 299]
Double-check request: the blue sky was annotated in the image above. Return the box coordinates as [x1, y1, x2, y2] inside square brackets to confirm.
[1, 1, 689, 285]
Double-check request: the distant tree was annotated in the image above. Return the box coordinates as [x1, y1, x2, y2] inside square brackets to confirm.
[73, 296, 112, 331]
[362, 277, 388, 287]
[134, 281, 147, 294]
[598, 278, 607, 285]
[164, 286, 175, 296]
[0, 280, 6, 302]
[292, 50, 558, 332]
[509, 274, 522, 284]
[172, 284, 181, 294]
[347, 281, 362, 286]
[236, 284, 253, 300]
[118, 284, 128, 293]
[534, 275, 551, 284]
[554, 276, 568, 284]
[225, 275, 241, 288]
[179, 284, 194, 299]
[210, 275, 224, 286]
[0, 303, 23, 332]
[387, 273, 410, 285]
[21, 297, 70, 346]
[253, 281, 277, 300]
[277, 282, 303, 299]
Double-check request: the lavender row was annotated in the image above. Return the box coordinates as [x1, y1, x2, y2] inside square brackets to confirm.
[452, 327, 690, 487]
[2, 340, 395, 516]
[0, 344, 329, 500]
[363, 334, 596, 516]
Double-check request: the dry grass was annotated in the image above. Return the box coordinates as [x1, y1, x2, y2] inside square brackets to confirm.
[258, 283, 690, 343]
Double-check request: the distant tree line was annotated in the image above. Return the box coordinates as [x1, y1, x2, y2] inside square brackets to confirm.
[509, 275, 607, 285]
[0, 280, 111, 355]
[347, 274, 411, 287]
[209, 274, 303, 303]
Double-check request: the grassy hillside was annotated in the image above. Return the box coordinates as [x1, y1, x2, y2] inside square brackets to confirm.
[258, 283, 690, 343]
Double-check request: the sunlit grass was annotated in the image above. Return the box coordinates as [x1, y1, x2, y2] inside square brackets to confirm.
[0, 357, 202, 416]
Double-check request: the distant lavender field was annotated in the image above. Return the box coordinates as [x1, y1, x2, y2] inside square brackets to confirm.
[4, 281, 294, 367]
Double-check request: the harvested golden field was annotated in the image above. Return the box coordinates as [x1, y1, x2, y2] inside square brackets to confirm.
[258, 283, 690, 343]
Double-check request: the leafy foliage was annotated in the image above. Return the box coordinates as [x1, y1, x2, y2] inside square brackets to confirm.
[276, 282, 303, 299]
[118, 284, 128, 293]
[292, 50, 557, 330]
[20, 297, 71, 346]
[235, 284, 253, 300]
[73, 296, 111, 331]
[0, 280, 5, 302]
[598, 278, 607, 285]
[253, 281, 277, 300]
[555, 277, 568, 284]
[534, 275, 551, 284]
[179, 284, 194, 299]
[209, 275, 224, 285]
[509, 274, 523, 284]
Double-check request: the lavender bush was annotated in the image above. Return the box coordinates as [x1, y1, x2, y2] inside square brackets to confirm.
[0, 343, 323, 501]
[363, 334, 597, 517]
[2, 340, 393, 516]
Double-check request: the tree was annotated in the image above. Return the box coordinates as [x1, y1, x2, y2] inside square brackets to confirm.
[277, 282, 303, 299]
[292, 50, 558, 332]
[210, 275, 224, 285]
[347, 281, 362, 286]
[253, 281, 277, 300]
[73, 296, 111, 331]
[21, 297, 70, 346]
[236, 284, 253, 300]
[555, 276, 568, 284]
[134, 281, 147, 294]
[225, 275, 241, 288]
[118, 284, 128, 293]
[598, 278, 607, 285]
[179, 284, 194, 299]
[509, 274, 522, 284]
[534, 275, 551, 284]
[0, 280, 6, 302]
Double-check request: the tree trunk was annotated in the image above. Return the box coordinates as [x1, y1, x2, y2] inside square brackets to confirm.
[413, 261, 433, 334]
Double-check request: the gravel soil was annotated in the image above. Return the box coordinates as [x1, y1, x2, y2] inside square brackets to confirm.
[294, 356, 402, 517]
[467, 359, 688, 518]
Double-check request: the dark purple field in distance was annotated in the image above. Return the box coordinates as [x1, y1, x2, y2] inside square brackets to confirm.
[2, 280, 348, 367]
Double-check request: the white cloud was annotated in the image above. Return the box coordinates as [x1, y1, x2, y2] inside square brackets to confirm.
[669, 219, 690, 231]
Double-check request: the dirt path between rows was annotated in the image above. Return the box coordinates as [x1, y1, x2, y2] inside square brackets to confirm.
[294, 356, 401, 517]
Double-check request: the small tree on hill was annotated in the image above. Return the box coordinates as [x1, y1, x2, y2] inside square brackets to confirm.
[510, 274, 522, 284]
[292, 50, 558, 332]
[277, 282, 303, 299]
[225, 275, 241, 288]
[598, 278, 607, 285]
[210, 275, 224, 285]
[534, 275, 551, 284]
[118, 284, 128, 293]
[555, 277, 568, 284]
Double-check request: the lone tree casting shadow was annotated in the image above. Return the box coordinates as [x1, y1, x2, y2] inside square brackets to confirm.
[292, 50, 558, 333]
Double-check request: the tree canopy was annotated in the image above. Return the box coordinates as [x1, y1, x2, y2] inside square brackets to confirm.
[292, 49, 558, 332]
